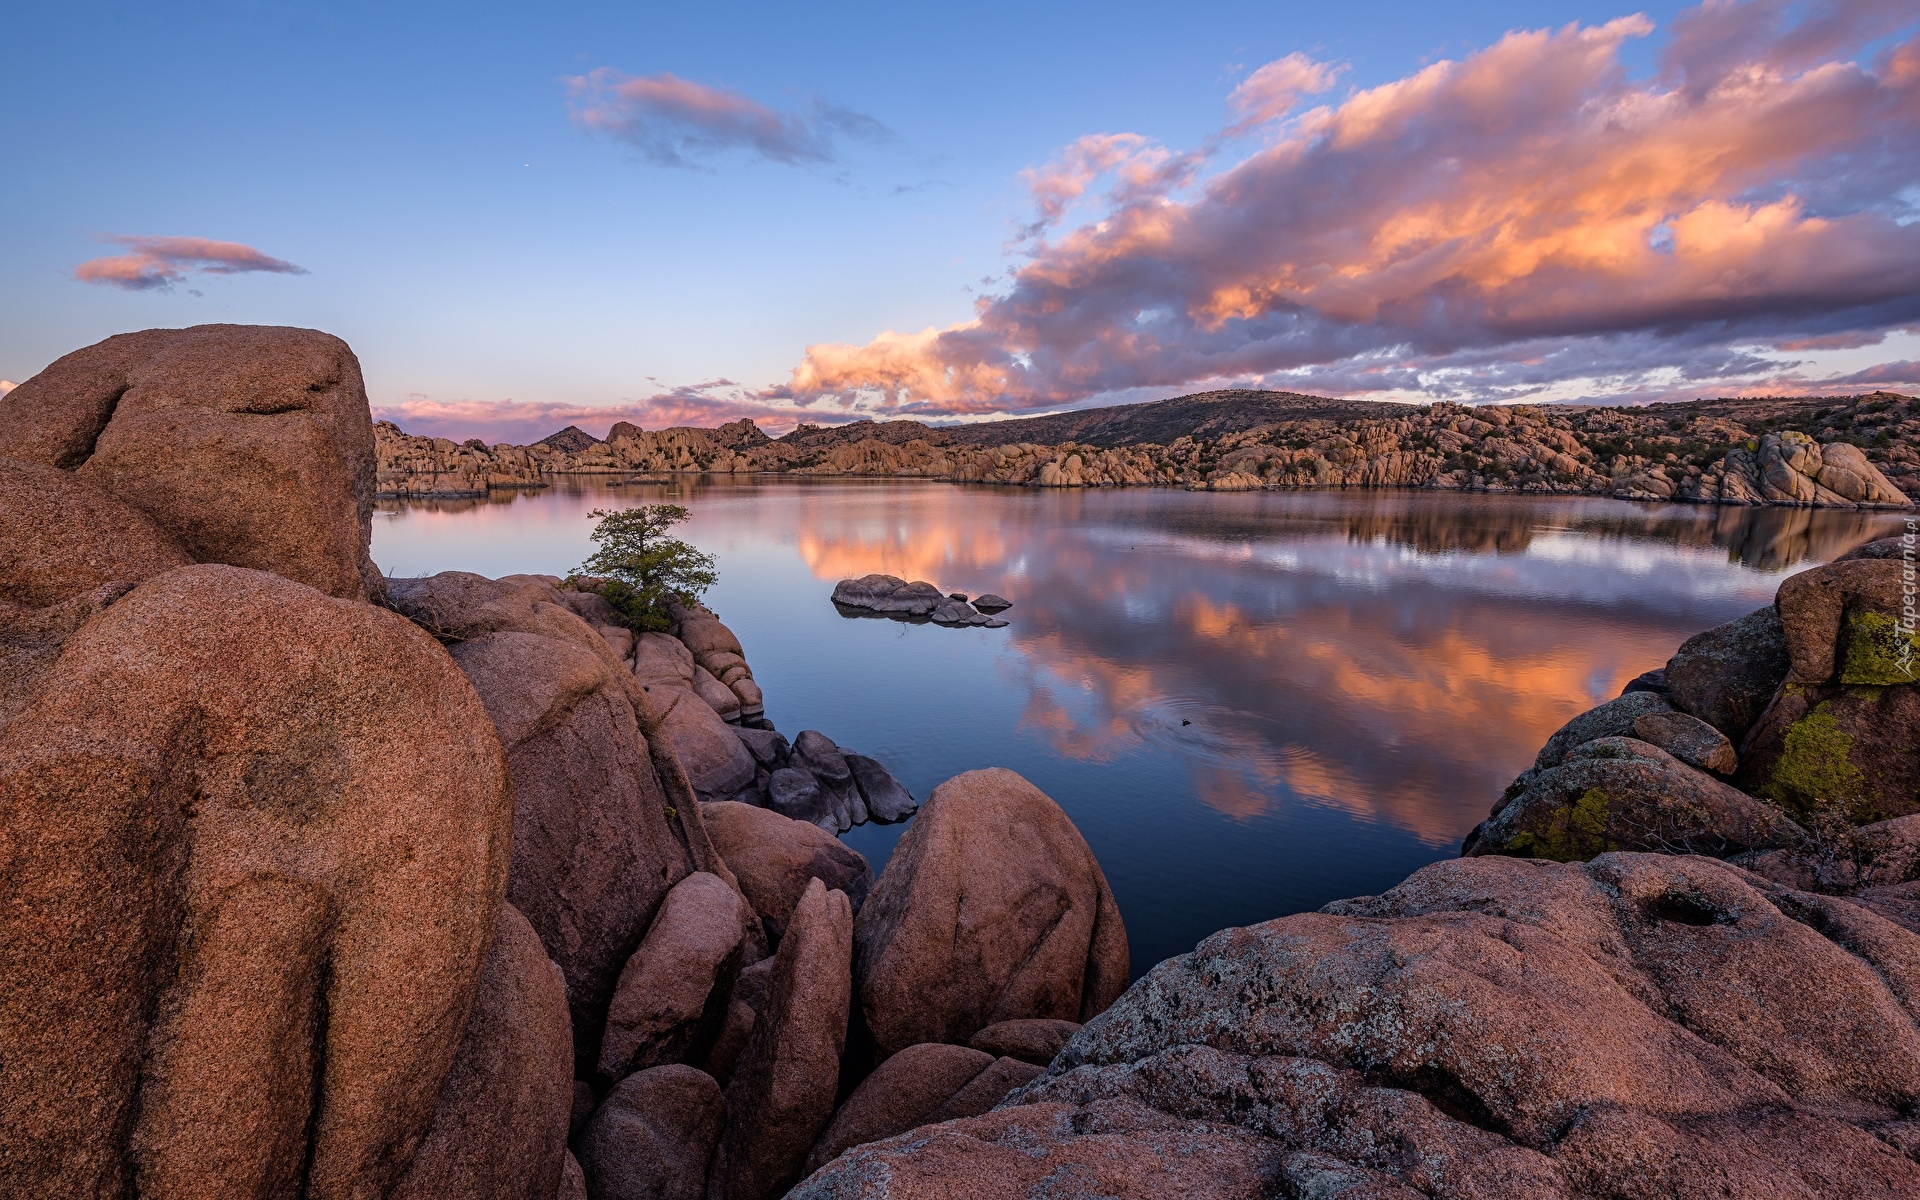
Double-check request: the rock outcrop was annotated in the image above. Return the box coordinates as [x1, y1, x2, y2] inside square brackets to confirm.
[598, 871, 759, 1084]
[0, 565, 513, 1197]
[0, 325, 384, 599]
[854, 768, 1130, 1059]
[832, 573, 1009, 627]
[701, 801, 873, 944]
[387, 571, 725, 1071]
[576, 1064, 724, 1200]
[391, 904, 574, 1200]
[802, 852, 1920, 1199]
[711, 879, 855, 1200]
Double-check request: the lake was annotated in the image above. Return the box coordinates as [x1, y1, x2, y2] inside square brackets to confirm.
[373, 477, 1904, 978]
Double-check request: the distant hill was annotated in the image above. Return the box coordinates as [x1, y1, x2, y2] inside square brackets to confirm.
[937, 389, 1407, 447]
[538, 425, 601, 453]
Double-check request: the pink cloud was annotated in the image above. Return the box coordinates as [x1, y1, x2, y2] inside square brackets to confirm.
[0, 381, 15, 395]
[785, 0, 1920, 414]
[1226, 53, 1344, 132]
[565, 69, 890, 168]
[72, 236, 307, 291]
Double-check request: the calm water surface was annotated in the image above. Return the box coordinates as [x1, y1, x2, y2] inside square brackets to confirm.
[373, 477, 1904, 978]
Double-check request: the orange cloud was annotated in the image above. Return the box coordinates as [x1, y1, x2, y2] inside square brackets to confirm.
[785, 1, 1920, 411]
[73, 235, 307, 291]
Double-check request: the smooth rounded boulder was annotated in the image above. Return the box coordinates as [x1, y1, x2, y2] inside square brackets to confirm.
[0, 564, 512, 1198]
[391, 904, 573, 1200]
[967, 1018, 1082, 1066]
[854, 768, 1130, 1058]
[702, 801, 873, 942]
[576, 1064, 724, 1200]
[1663, 605, 1791, 740]
[0, 325, 382, 600]
[803, 1043, 995, 1174]
[598, 871, 758, 1083]
[712, 879, 854, 1200]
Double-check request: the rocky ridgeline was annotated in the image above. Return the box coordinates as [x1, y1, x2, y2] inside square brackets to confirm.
[8, 325, 1920, 1199]
[378, 390, 1916, 509]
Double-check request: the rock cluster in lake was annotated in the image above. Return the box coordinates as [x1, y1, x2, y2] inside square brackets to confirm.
[830, 573, 1010, 627]
[376, 387, 1915, 509]
[7, 325, 1920, 1200]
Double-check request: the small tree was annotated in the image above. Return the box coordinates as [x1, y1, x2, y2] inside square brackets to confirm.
[574, 504, 717, 632]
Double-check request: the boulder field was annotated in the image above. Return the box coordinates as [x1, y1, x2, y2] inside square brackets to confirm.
[4, 327, 1918, 1199]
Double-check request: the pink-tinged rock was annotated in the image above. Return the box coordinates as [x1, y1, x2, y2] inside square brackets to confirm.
[599, 871, 758, 1083]
[0, 325, 382, 600]
[0, 564, 510, 1198]
[391, 904, 573, 1200]
[577, 1064, 724, 1200]
[702, 801, 872, 942]
[712, 879, 854, 1200]
[967, 1018, 1082, 1066]
[0, 457, 190, 607]
[843, 852, 1920, 1200]
[854, 768, 1129, 1057]
[804, 1043, 994, 1175]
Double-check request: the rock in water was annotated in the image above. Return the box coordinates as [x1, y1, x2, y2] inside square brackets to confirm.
[701, 801, 872, 942]
[831, 573, 945, 615]
[801, 853, 1920, 1198]
[391, 904, 573, 1200]
[576, 1064, 724, 1200]
[735, 725, 792, 770]
[846, 753, 918, 822]
[1663, 605, 1792, 740]
[769, 765, 832, 826]
[712, 879, 854, 1200]
[598, 871, 757, 1083]
[973, 593, 1012, 612]
[793, 729, 864, 830]
[854, 768, 1129, 1058]
[0, 564, 510, 1197]
[0, 325, 383, 600]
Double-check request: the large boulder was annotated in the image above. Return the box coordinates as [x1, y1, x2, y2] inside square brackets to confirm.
[1817, 442, 1910, 506]
[0, 565, 511, 1197]
[391, 904, 573, 1200]
[598, 871, 759, 1083]
[646, 682, 759, 803]
[0, 325, 381, 600]
[712, 879, 855, 1200]
[1738, 559, 1920, 822]
[854, 768, 1130, 1059]
[0, 457, 190, 607]
[449, 629, 699, 1069]
[576, 1064, 724, 1200]
[703, 801, 873, 942]
[793, 729, 865, 831]
[802, 853, 1920, 1198]
[1467, 737, 1802, 860]
[1663, 605, 1792, 741]
[388, 571, 728, 1070]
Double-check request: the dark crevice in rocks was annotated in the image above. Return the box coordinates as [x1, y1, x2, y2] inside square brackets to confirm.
[1645, 892, 1729, 926]
[1364, 1063, 1510, 1139]
[58, 383, 130, 470]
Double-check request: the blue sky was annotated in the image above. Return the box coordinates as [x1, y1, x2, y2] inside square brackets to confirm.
[4, 0, 1917, 438]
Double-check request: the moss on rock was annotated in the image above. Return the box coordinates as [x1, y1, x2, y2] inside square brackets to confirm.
[1760, 702, 1871, 820]
[1510, 786, 1614, 862]
[1840, 611, 1920, 686]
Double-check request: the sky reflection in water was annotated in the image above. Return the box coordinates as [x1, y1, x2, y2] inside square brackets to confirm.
[374, 479, 1904, 977]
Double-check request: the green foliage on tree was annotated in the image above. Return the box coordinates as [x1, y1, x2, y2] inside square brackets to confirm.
[573, 504, 717, 632]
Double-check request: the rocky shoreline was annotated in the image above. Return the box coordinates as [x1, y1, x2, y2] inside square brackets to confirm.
[5, 325, 1920, 1199]
[375, 390, 1916, 510]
